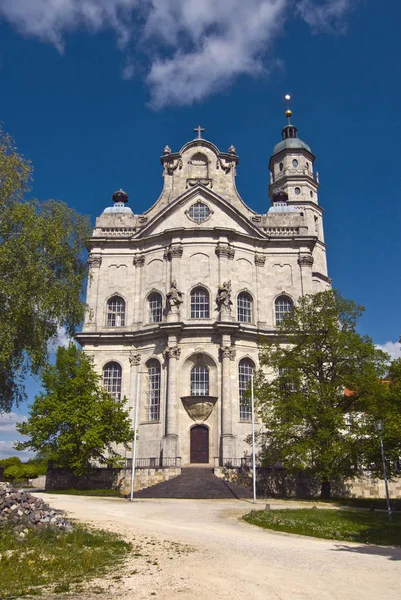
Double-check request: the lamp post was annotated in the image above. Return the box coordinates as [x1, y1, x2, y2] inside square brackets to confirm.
[130, 370, 144, 502]
[251, 374, 257, 505]
[375, 419, 391, 522]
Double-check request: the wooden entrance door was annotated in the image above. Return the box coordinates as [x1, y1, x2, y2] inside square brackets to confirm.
[190, 425, 209, 463]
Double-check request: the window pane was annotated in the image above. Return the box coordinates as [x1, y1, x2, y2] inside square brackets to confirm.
[149, 293, 163, 323]
[239, 359, 253, 421]
[103, 362, 122, 401]
[191, 365, 209, 396]
[191, 288, 209, 318]
[107, 296, 125, 326]
[188, 202, 210, 224]
[237, 293, 252, 323]
[146, 360, 161, 421]
[275, 296, 293, 324]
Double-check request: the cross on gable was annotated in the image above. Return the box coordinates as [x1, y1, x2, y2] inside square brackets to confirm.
[194, 125, 205, 139]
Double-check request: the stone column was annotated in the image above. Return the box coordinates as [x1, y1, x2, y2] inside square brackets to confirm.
[162, 338, 181, 459]
[220, 336, 236, 461]
[128, 351, 141, 463]
[298, 254, 314, 296]
[86, 254, 102, 330]
[133, 254, 145, 324]
[254, 253, 266, 324]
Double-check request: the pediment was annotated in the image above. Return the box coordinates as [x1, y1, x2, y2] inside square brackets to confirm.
[134, 185, 264, 239]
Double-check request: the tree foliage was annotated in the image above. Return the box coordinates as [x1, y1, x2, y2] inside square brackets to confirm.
[255, 290, 399, 496]
[15, 344, 134, 475]
[0, 125, 91, 411]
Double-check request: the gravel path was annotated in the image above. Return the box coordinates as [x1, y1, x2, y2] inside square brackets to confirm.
[37, 494, 401, 600]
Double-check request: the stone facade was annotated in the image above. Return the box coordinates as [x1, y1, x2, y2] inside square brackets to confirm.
[77, 121, 330, 468]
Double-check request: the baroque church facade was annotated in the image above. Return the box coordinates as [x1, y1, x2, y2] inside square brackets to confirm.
[77, 115, 330, 468]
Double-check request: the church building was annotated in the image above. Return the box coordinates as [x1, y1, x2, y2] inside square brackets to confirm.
[77, 110, 330, 469]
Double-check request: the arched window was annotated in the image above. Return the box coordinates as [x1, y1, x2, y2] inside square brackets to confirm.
[237, 292, 252, 323]
[107, 296, 125, 326]
[190, 287, 209, 318]
[275, 295, 293, 325]
[146, 360, 161, 421]
[103, 362, 122, 401]
[239, 359, 254, 421]
[148, 292, 163, 323]
[191, 365, 209, 396]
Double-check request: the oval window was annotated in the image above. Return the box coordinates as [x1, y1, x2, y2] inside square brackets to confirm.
[188, 202, 211, 224]
[279, 162, 284, 172]
[294, 187, 301, 195]
[292, 159, 299, 168]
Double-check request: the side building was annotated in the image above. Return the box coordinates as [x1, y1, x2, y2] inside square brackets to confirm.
[77, 115, 330, 468]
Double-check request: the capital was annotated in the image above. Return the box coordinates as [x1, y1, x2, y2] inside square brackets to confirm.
[133, 254, 145, 267]
[215, 242, 235, 260]
[163, 345, 181, 360]
[254, 253, 266, 267]
[129, 352, 141, 367]
[220, 346, 236, 361]
[88, 254, 102, 269]
[298, 254, 314, 267]
[164, 244, 183, 261]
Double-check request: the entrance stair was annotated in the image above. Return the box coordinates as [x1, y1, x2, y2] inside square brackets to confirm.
[133, 467, 252, 499]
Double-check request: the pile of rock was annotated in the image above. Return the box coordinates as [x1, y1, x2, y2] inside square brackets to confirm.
[0, 482, 72, 535]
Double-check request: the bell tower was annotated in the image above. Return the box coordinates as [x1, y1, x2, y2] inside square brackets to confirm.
[268, 95, 330, 288]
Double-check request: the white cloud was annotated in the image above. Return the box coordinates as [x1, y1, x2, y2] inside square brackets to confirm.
[47, 325, 75, 353]
[0, 0, 355, 107]
[0, 411, 27, 434]
[376, 341, 401, 361]
[296, 0, 351, 31]
[0, 441, 34, 460]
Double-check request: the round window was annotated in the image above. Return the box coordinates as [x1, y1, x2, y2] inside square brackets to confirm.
[292, 159, 299, 168]
[294, 187, 301, 195]
[188, 202, 211, 224]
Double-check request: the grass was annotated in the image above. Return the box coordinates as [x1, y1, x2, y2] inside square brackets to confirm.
[46, 488, 124, 497]
[0, 524, 132, 598]
[243, 508, 401, 546]
[272, 496, 401, 511]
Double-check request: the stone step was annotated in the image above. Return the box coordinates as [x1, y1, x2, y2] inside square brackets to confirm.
[134, 467, 252, 499]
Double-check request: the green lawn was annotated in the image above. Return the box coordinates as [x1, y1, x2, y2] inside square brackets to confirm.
[47, 488, 124, 497]
[243, 508, 401, 546]
[0, 524, 132, 598]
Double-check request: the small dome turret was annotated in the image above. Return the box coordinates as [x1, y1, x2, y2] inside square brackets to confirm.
[103, 188, 133, 214]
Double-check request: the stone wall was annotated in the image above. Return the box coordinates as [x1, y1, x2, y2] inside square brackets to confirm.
[46, 466, 181, 494]
[214, 467, 401, 499]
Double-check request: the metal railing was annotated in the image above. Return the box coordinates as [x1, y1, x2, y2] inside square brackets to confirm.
[215, 457, 255, 468]
[125, 457, 181, 469]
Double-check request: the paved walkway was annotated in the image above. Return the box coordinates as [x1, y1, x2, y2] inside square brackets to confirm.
[37, 494, 401, 600]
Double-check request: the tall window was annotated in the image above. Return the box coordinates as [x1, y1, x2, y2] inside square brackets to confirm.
[237, 292, 252, 323]
[107, 296, 125, 326]
[148, 292, 163, 323]
[146, 360, 161, 421]
[190, 287, 210, 318]
[103, 362, 122, 401]
[275, 295, 293, 325]
[190, 365, 209, 396]
[239, 359, 254, 421]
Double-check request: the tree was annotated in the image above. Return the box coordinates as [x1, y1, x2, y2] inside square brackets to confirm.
[15, 344, 134, 475]
[255, 290, 394, 498]
[0, 125, 91, 412]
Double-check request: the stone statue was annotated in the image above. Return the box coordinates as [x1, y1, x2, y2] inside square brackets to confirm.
[166, 280, 183, 311]
[216, 280, 233, 312]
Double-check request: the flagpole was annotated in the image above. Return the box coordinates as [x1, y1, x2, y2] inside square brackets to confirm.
[130, 370, 141, 502]
[251, 374, 257, 504]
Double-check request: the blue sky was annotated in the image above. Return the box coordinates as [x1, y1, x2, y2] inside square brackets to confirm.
[0, 0, 400, 457]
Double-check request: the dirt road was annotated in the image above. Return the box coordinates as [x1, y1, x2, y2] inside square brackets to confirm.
[37, 494, 401, 600]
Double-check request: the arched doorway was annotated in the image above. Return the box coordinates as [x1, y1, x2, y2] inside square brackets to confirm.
[190, 425, 209, 463]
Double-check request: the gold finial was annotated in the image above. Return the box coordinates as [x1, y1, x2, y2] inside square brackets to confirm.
[285, 94, 292, 123]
